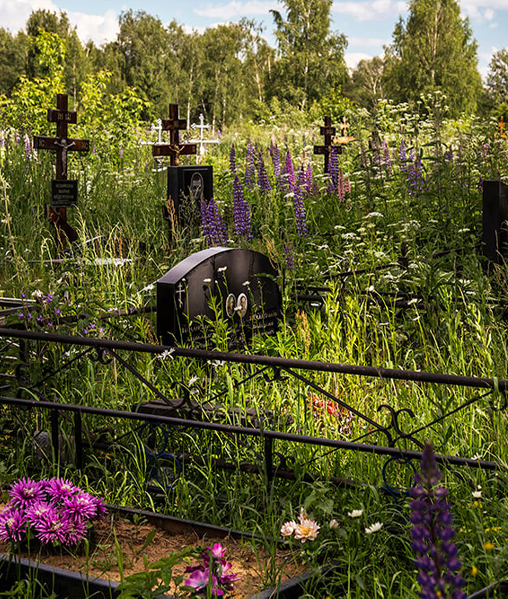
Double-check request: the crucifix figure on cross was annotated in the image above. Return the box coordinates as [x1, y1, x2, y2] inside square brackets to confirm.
[152, 104, 197, 166]
[33, 94, 89, 247]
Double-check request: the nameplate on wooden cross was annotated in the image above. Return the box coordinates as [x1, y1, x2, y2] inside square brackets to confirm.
[51, 180, 78, 208]
[47, 109, 77, 124]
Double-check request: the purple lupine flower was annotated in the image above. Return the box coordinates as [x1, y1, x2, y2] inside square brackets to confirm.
[18, 312, 24, 320]
[257, 155, 271, 192]
[292, 184, 308, 237]
[282, 149, 295, 190]
[0, 130, 4, 150]
[410, 441, 466, 599]
[229, 142, 236, 174]
[284, 244, 295, 270]
[24, 135, 31, 159]
[0, 507, 26, 542]
[118, 145, 123, 161]
[244, 140, 255, 190]
[305, 162, 314, 197]
[337, 169, 345, 201]
[382, 139, 392, 175]
[9, 478, 46, 508]
[201, 198, 228, 246]
[407, 152, 425, 197]
[483, 143, 489, 157]
[270, 141, 281, 184]
[399, 139, 407, 172]
[232, 175, 252, 238]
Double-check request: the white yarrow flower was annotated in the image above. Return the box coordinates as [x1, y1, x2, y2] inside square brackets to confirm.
[158, 348, 175, 360]
[348, 509, 363, 518]
[472, 490, 482, 499]
[365, 522, 383, 534]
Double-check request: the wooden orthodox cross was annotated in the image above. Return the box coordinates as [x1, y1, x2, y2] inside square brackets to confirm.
[313, 116, 335, 173]
[33, 94, 89, 246]
[336, 115, 355, 147]
[152, 104, 197, 166]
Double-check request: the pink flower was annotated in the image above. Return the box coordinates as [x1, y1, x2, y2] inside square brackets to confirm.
[9, 478, 45, 508]
[294, 518, 320, 542]
[0, 507, 26, 542]
[281, 520, 297, 536]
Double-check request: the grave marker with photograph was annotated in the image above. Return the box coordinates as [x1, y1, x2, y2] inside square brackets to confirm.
[157, 247, 281, 347]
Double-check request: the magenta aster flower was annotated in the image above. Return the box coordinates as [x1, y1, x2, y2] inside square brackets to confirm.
[62, 492, 98, 521]
[9, 477, 46, 508]
[46, 477, 78, 502]
[33, 509, 71, 545]
[62, 518, 87, 545]
[25, 501, 53, 525]
[0, 506, 27, 542]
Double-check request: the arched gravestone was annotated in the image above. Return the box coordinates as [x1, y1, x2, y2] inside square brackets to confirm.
[483, 180, 508, 263]
[157, 247, 281, 346]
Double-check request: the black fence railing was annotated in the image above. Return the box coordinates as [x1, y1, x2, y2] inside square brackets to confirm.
[0, 326, 504, 494]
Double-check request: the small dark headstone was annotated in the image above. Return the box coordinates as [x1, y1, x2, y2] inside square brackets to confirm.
[157, 247, 281, 347]
[167, 165, 213, 218]
[482, 180, 508, 263]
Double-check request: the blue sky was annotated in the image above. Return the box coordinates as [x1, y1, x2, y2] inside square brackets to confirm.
[1, 0, 507, 78]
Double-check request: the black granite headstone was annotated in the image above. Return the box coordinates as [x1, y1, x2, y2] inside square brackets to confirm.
[157, 247, 281, 346]
[167, 165, 213, 218]
[483, 180, 508, 263]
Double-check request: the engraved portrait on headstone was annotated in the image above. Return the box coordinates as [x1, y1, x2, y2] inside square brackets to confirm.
[157, 247, 281, 347]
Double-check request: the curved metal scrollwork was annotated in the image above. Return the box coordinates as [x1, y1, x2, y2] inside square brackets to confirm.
[381, 455, 417, 505]
[377, 404, 423, 449]
[273, 451, 295, 472]
[488, 390, 507, 412]
[263, 367, 287, 383]
[89, 347, 113, 365]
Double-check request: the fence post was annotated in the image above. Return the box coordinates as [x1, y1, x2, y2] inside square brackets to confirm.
[74, 410, 83, 471]
[50, 408, 59, 464]
[264, 436, 273, 489]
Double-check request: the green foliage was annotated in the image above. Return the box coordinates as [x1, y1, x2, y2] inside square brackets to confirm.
[0, 31, 66, 133]
[270, 0, 349, 111]
[384, 0, 482, 116]
[315, 86, 356, 121]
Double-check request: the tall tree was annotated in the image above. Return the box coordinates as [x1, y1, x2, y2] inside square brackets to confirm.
[346, 56, 387, 110]
[270, 0, 348, 110]
[0, 29, 27, 95]
[384, 0, 482, 115]
[485, 49, 508, 108]
[111, 10, 186, 118]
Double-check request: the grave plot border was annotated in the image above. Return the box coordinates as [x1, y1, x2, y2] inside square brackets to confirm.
[0, 326, 502, 492]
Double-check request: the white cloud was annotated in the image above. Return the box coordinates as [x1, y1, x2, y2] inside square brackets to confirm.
[0, 0, 118, 45]
[67, 9, 119, 45]
[345, 51, 372, 70]
[459, 0, 508, 21]
[0, 0, 58, 34]
[194, 1, 281, 19]
[348, 36, 389, 47]
[333, 0, 408, 21]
